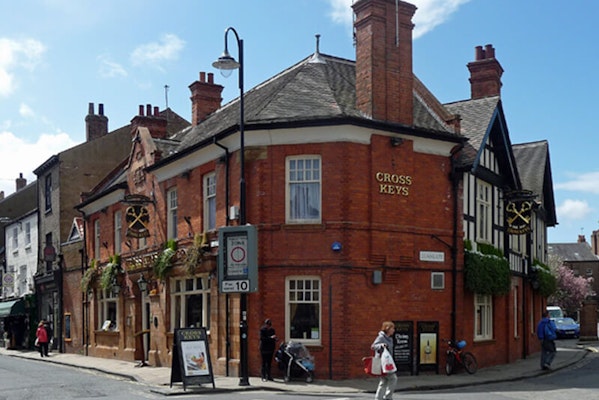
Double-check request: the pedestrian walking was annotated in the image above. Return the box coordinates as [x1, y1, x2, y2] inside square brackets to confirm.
[371, 321, 397, 400]
[35, 321, 49, 357]
[537, 310, 557, 369]
[259, 319, 277, 381]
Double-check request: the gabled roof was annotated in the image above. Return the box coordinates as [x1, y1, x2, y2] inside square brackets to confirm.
[513, 140, 557, 226]
[445, 96, 520, 189]
[548, 242, 599, 262]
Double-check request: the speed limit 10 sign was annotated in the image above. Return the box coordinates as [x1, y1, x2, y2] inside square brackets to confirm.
[218, 225, 258, 293]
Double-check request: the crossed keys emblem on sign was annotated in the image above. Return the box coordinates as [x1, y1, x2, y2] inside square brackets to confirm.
[506, 201, 532, 234]
[126, 205, 150, 238]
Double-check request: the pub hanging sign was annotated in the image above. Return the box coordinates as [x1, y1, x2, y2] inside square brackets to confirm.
[505, 190, 537, 235]
[123, 194, 152, 238]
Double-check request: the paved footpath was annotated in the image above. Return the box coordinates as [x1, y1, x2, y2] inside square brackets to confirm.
[0, 341, 596, 396]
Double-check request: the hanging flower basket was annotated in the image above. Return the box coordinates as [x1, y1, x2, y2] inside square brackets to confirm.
[81, 259, 98, 293]
[153, 239, 177, 282]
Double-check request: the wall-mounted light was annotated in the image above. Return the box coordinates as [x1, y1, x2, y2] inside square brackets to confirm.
[137, 273, 148, 294]
[391, 137, 404, 147]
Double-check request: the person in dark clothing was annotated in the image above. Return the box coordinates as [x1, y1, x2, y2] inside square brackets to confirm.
[537, 310, 557, 370]
[259, 319, 277, 381]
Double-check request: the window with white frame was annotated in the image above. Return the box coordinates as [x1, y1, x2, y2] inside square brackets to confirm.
[114, 210, 122, 255]
[94, 219, 101, 260]
[25, 222, 31, 247]
[12, 227, 18, 250]
[98, 289, 119, 331]
[286, 276, 321, 344]
[286, 156, 321, 223]
[476, 181, 492, 242]
[204, 173, 216, 231]
[171, 275, 211, 331]
[19, 265, 27, 295]
[167, 188, 178, 239]
[474, 293, 493, 340]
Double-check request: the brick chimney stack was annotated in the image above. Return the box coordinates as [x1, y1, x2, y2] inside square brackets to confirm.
[130, 104, 168, 139]
[85, 103, 109, 141]
[353, 0, 416, 126]
[578, 234, 587, 243]
[467, 44, 504, 99]
[189, 72, 224, 126]
[15, 173, 26, 191]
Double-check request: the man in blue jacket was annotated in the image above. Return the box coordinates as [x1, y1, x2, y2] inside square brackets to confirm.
[537, 311, 557, 370]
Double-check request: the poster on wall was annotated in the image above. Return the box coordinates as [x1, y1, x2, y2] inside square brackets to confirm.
[417, 321, 439, 374]
[170, 327, 215, 390]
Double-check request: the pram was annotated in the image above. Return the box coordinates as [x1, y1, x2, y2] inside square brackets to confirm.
[275, 341, 315, 383]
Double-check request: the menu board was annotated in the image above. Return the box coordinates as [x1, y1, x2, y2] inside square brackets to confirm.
[170, 327, 215, 390]
[393, 321, 414, 375]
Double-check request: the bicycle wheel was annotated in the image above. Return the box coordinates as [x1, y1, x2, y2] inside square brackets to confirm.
[462, 352, 478, 374]
[445, 352, 455, 375]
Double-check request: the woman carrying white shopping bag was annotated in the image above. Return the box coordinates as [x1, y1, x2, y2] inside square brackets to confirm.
[371, 321, 397, 400]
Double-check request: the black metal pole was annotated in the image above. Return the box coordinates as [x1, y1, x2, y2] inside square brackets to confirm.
[234, 30, 249, 387]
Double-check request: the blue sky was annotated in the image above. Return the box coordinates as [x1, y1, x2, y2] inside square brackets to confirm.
[1, 0, 597, 244]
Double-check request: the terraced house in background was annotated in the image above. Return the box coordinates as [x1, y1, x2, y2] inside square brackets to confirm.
[1, 0, 557, 380]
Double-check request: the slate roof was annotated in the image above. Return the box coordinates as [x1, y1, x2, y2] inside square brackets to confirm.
[513, 140, 557, 226]
[548, 242, 599, 262]
[166, 53, 462, 161]
[444, 96, 500, 168]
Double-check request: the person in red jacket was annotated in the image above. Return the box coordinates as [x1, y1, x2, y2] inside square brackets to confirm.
[36, 321, 49, 357]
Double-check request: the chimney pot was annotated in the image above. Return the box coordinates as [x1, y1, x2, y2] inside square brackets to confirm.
[475, 46, 484, 60]
[146, 104, 152, 116]
[189, 72, 224, 125]
[468, 44, 504, 99]
[139, 105, 144, 116]
[85, 102, 109, 141]
[154, 106, 159, 116]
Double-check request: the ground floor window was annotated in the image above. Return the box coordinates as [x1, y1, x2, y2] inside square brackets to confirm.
[474, 293, 492, 340]
[171, 275, 210, 330]
[286, 276, 321, 345]
[98, 289, 118, 331]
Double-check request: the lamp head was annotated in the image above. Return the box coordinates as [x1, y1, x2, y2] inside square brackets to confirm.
[212, 51, 239, 78]
[137, 274, 148, 293]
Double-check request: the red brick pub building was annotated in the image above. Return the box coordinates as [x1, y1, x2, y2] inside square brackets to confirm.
[70, 0, 555, 379]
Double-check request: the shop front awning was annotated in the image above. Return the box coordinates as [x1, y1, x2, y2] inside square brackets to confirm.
[0, 299, 25, 318]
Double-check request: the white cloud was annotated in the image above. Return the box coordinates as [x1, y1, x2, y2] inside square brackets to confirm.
[0, 129, 78, 197]
[555, 172, 599, 194]
[19, 103, 34, 118]
[0, 38, 45, 96]
[98, 54, 128, 78]
[327, 0, 471, 39]
[130, 34, 185, 68]
[556, 199, 592, 221]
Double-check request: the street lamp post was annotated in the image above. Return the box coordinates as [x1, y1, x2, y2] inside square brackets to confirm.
[213, 26, 249, 387]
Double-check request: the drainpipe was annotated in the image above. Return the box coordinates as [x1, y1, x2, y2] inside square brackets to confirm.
[450, 144, 464, 342]
[78, 209, 89, 356]
[213, 138, 231, 375]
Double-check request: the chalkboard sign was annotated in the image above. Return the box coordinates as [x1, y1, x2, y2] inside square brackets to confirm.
[393, 321, 413, 374]
[170, 327, 215, 390]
